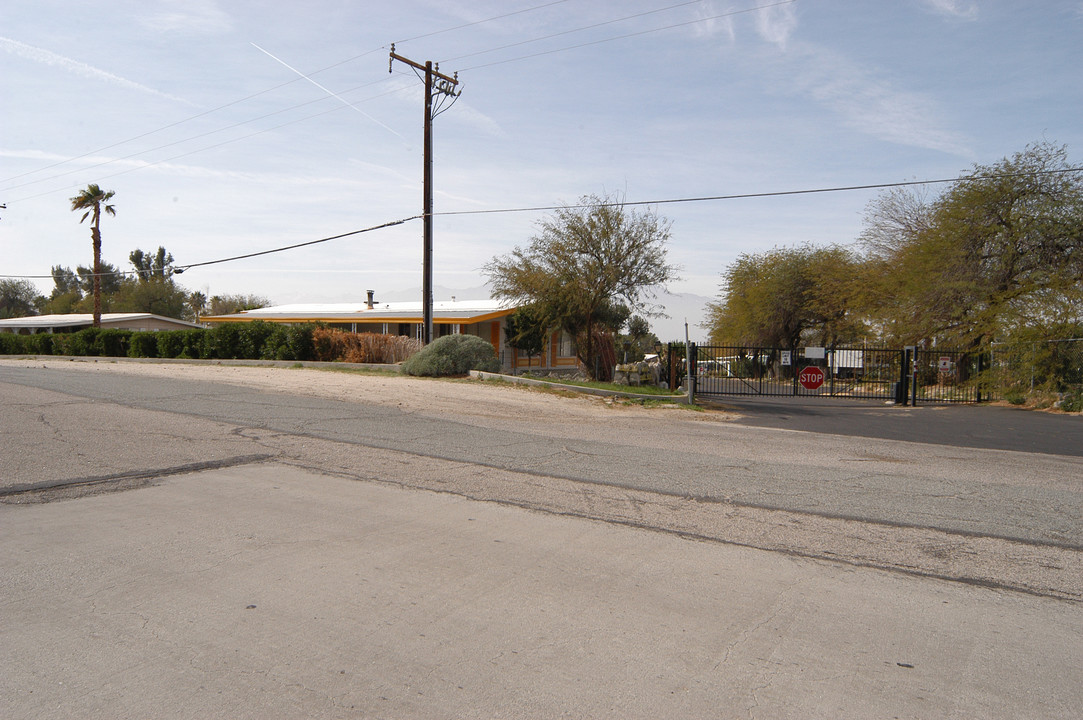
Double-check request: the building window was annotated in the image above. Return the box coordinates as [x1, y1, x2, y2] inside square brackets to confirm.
[557, 331, 576, 358]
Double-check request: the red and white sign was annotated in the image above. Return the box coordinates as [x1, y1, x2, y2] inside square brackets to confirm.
[798, 366, 825, 390]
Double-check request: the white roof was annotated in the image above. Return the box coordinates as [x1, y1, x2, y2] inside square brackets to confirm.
[203, 298, 515, 323]
[0, 313, 202, 329]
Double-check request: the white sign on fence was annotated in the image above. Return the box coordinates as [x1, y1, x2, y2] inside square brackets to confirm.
[780, 351, 792, 366]
[803, 346, 825, 360]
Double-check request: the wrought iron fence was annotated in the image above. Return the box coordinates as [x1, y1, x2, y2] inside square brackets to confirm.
[684, 344, 988, 404]
[665, 339, 1081, 405]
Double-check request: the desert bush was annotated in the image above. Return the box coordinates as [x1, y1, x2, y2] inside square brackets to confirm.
[357, 333, 422, 363]
[311, 327, 421, 363]
[400, 334, 500, 377]
[1059, 388, 1083, 413]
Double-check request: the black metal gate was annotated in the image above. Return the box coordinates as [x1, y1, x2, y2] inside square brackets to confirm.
[671, 344, 988, 405]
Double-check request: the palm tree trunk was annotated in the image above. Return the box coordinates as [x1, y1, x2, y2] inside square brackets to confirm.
[92, 225, 102, 328]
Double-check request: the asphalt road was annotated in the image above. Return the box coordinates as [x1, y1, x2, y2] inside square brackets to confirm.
[2, 361, 1081, 718]
[705, 395, 1083, 456]
[2, 363, 1080, 549]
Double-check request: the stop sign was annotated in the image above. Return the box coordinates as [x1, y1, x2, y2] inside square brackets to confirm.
[799, 366, 825, 390]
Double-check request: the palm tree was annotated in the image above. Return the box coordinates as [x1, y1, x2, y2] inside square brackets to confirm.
[70, 184, 116, 327]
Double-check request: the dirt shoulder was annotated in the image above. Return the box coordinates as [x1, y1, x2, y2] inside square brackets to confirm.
[0, 357, 722, 425]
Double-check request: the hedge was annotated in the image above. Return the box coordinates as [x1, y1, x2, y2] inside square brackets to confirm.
[0, 323, 412, 365]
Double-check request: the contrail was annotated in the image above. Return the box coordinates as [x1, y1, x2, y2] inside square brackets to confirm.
[250, 42, 407, 142]
[1, 36, 193, 105]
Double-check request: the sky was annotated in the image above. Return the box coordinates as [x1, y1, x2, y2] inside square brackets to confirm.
[3, 0, 1082, 340]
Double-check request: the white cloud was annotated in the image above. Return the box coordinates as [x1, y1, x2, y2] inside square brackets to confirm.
[786, 43, 970, 155]
[139, 0, 232, 33]
[0, 36, 192, 105]
[691, 3, 737, 42]
[0, 148, 381, 188]
[919, 0, 979, 20]
[754, 2, 799, 49]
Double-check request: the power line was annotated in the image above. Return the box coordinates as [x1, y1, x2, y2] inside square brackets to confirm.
[2, 2, 578, 188]
[457, 0, 796, 71]
[2, 78, 407, 196]
[443, 0, 732, 64]
[172, 216, 421, 273]
[9, 165, 1080, 283]
[431, 167, 1083, 218]
[6, 84, 416, 204]
[395, 0, 576, 45]
[0, 50, 386, 188]
[4, 1, 775, 192]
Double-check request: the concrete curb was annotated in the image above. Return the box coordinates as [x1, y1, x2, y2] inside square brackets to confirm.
[470, 370, 690, 403]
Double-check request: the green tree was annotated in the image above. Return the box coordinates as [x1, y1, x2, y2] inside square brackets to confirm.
[187, 291, 208, 320]
[484, 193, 678, 379]
[75, 262, 124, 298]
[504, 304, 549, 371]
[618, 315, 660, 361]
[207, 293, 270, 316]
[0, 279, 43, 319]
[37, 266, 82, 315]
[114, 245, 189, 319]
[129, 246, 174, 282]
[706, 244, 865, 350]
[862, 141, 1083, 347]
[70, 184, 116, 328]
[111, 278, 189, 319]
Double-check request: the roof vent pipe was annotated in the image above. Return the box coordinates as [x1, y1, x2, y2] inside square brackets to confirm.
[366, 290, 376, 309]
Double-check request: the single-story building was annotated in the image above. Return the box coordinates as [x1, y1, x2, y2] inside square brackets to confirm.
[0, 313, 204, 334]
[200, 295, 578, 373]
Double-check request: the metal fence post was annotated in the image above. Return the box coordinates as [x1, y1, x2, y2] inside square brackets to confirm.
[897, 347, 911, 406]
[688, 342, 696, 404]
[911, 348, 920, 407]
[977, 352, 984, 403]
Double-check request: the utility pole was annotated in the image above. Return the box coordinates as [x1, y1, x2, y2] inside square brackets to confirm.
[389, 44, 461, 344]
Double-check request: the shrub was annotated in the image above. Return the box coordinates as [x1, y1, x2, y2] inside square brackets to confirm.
[261, 324, 316, 361]
[1060, 388, 1083, 413]
[128, 332, 160, 358]
[179, 330, 206, 359]
[55, 329, 93, 356]
[239, 321, 276, 359]
[97, 329, 131, 357]
[1004, 388, 1027, 405]
[18, 333, 54, 355]
[311, 328, 422, 363]
[400, 334, 500, 377]
[0, 333, 21, 354]
[156, 330, 186, 359]
[203, 323, 243, 359]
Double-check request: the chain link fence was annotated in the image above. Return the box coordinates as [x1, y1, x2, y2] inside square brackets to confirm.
[990, 338, 1083, 410]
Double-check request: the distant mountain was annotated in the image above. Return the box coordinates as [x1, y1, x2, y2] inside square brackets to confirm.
[647, 292, 714, 343]
[376, 284, 492, 303]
